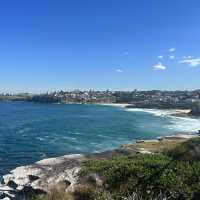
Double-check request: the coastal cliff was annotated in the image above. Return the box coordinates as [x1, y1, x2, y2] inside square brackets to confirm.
[0, 133, 200, 200]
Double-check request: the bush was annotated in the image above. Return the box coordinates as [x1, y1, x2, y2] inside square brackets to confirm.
[167, 138, 200, 161]
[81, 154, 200, 199]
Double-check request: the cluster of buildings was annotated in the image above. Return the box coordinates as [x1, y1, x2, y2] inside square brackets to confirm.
[120, 90, 200, 108]
[51, 90, 116, 103]
[1, 90, 200, 109]
[30, 89, 200, 109]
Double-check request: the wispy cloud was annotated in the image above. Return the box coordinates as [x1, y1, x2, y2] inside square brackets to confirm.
[169, 55, 175, 60]
[169, 48, 176, 52]
[158, 55, 163, 59]
[116, 69, 123, 73]
[153, 62, 166, 71]
[180, 58, 200, 67]
[183, 56, 193, 59]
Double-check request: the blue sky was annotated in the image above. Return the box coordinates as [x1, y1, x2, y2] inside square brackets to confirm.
[0, 0, 200, 92]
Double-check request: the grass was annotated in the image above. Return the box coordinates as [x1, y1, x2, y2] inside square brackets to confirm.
[35, 185, 74, 200]
[35, 185, 109, 200]
[123, 138, 186, 153]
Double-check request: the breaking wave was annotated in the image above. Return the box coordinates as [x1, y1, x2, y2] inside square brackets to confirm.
[126, 108, 200, 132]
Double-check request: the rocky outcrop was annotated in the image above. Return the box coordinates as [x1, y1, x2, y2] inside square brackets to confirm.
[0, 154, 86, 200]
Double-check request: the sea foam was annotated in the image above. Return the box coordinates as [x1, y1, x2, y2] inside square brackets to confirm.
[126, 108, 200, 132]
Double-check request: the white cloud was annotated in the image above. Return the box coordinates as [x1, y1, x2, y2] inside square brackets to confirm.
[116, 69, 123, 73]
[169, 48, 176, 52]
[158, 55, 163, 59]
[169, 55, 175, 60]
[183, 56, 192, 59]
[180, 58, 200, 67]
[153, 62, 166, 71]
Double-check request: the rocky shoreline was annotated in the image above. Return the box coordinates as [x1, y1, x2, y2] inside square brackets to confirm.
[0, 132, 200, 200]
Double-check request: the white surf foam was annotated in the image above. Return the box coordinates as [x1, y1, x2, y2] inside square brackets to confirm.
[125, 108, 190, 117]
[125, 108, 200, 132]
[165, 116, 200, 132]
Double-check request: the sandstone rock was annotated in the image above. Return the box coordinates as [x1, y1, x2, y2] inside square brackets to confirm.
[0, 154, 86, 199]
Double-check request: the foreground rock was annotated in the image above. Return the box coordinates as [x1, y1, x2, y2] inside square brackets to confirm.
[0, 154, 86, 200]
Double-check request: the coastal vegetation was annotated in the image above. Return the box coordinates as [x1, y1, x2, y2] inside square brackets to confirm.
[30, 94, 60, 103]
[35, 137, 200, 200]
[167, 137, 200, 161]
[80, 154, 200, 199]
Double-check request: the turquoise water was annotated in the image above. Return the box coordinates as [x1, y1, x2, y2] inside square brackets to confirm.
[0, 102, 199, 176]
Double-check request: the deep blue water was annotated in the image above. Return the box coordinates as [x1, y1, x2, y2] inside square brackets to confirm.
[0, 102, 199, 176]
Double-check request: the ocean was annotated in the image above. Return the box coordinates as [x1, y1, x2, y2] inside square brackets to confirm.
[0, 101, 200, 176]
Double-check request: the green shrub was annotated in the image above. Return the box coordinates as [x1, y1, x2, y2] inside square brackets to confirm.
[81, 154, 200, 199]
[167, 138, 200, 161]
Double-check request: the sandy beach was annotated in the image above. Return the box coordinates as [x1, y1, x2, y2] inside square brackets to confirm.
[99, 103, 191, 116]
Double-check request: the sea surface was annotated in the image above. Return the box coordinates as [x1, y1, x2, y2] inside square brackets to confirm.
[0, 102, 200, 176]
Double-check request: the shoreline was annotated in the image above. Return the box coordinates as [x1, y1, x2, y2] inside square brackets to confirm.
[99, 103, 197, 119]
[0, 131, 199, 199]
